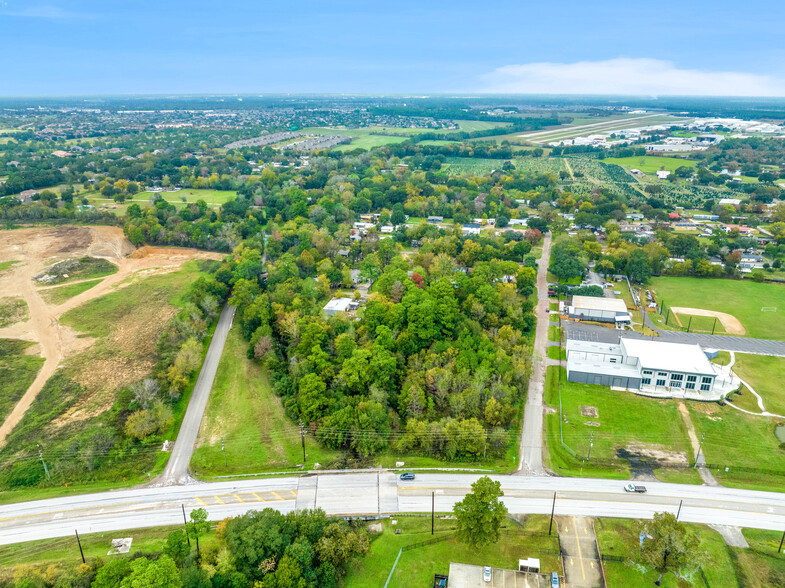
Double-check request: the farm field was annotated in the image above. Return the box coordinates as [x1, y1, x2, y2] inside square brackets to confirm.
[190, 324, 338, 477]
[344, 515, 560, 588]
[649, 277, 785, 340]
[603, 155, 697, 174]
[544, 367, 694, 480]
[334, 134, 409, 151]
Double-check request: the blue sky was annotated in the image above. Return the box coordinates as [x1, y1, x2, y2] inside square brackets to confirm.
[2, 0, 785, 96]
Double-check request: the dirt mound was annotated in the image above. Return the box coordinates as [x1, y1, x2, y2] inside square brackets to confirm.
[670, 306, 745, 335]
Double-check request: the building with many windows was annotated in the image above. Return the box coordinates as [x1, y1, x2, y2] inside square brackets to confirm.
[565, 337, 739, 400]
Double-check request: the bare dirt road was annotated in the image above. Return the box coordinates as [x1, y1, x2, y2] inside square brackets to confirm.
[0, 226, 222, 446]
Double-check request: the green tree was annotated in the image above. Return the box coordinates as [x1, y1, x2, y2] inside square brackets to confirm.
[92, 558, 132, 588]
[637, 512, 706, 585]
[626, 249, 652, 284]
[119, 555, 180, 588]
[453, 476, 508, 548]
[163, 529, 190, 565]
[187, 508, 211, 554]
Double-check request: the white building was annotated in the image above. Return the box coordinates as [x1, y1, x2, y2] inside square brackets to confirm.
[566, 338, 739, 400]
[323, 297, 358, 316]
[656, 170, 671, 180]
[567, 296, 631, 326]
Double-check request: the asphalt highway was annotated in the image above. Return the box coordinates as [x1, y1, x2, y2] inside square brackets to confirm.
[2, 473, 785, 546]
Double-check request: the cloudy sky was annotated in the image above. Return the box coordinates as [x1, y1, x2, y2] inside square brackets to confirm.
[1, 0, 784, 96]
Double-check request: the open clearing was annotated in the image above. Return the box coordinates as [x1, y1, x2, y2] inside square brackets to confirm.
[732, 353, 785, 416]
[0, 226, 222, 447]
[344, 515, 559, 588]
[650, 277, 785, 340]
[671, 306, 744, 335]
[190, 324, 337, 476]
[603, 155, 697, 174]
[544, 367, 694, 481]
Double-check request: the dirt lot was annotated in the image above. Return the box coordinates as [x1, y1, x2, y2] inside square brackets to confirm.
[0, 226, 222, 445]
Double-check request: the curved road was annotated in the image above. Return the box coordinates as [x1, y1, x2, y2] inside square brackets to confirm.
[2, 473, 785, 545]
[157, 304, 236, 486]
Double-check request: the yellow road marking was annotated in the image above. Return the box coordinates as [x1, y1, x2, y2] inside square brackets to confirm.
[214, 495, 225, 504]
[272, 491, 284, 500]
[253, 492, 266, 502]
[233, 494, 243, 502]
[195, 497, 208, 506]
[573, 518, 586, 580]
[0, 502, 142, 523]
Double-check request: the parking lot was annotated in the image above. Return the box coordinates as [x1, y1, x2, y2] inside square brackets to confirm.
[447, 563, 556, 587]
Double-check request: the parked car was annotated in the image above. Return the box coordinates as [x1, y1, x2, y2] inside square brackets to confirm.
[483, 566, 492, 582]
[399, 472, 415, 480]
[551, 571, 560, 587]
[624, 483, 647, 493]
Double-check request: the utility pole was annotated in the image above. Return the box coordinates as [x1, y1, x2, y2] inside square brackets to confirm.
[182, 504, 191, 546]
[483, 432, 487, 459]
[548, 492, 556, 536]
[694, 433, 705, 469]
[75, 529, 85, 564]
[779, 529, 785, 553]
[676, 499, 683, 521]
[431, 491, 435, 535]
[221, 437, 227, 467]
[299, 420, 306, 463]
[38, 445, 51, 481]
[687, 316, 692, 333]
[587, 431, 594, 462]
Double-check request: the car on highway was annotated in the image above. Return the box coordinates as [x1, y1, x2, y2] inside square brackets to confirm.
[624, 483, 647, 493]
[483, 566, 492, 582]
[399, 472, 415, 480]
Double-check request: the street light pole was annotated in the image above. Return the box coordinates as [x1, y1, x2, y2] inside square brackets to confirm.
[431, 491, 435, 535]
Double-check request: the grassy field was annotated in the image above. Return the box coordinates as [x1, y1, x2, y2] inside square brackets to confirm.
[737, 529, 785, 586]
[596, 518, 737, 587]
[39, 279, 103, 305]
[344, 515, 560, 588]
[732, 353, 785, 416]
[0, 296, 28, 327]
[0, 339, 44, 424]
[190, 325, 338, 477]
[657, 310, 726, 334]
[546, 346, 565, 360]
[544, 367, 693, 479]
[688, 400, 785, 491]
[650, 277, 785, 340]
[0, 260, 18, 273]
[603, 155, 697, 174]
[0, 524, 217, 571]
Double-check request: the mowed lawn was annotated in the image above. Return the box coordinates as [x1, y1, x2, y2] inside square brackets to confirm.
[344, 515, 560, 588]
[602, 155, 697, 174]
[731, 353, 785, 416]
[688, 400, 785, 491]
[544, 368, 693, 479]
[190, 325, 337, 476]
[596, 518, 738, 587]
[650, 277, 785, 340]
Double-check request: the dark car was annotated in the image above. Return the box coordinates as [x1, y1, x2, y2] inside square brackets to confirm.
[400, 472, 415, 480]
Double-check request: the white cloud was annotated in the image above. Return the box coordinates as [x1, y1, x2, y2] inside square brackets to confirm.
[481, 58, 785, 97]
[1, 4, 79, 19]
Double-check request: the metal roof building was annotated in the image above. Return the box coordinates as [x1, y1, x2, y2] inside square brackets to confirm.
[567, 295, 631, 324]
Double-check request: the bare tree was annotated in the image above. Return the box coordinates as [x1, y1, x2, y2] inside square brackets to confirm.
[131, 379, 161, 409]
